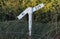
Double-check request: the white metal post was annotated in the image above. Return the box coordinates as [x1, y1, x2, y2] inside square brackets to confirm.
[28, 13, 32, 36]
[28, 7, 33, 37]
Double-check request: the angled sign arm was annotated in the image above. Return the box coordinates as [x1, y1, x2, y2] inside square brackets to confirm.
[17, 8, 29, 20]
[33, 3, 44, 12]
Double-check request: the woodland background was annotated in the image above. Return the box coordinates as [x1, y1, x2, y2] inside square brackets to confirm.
[0, 0, 60, 22]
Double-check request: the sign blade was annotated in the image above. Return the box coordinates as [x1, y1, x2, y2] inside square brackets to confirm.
[33, 3, 44, 12]
[17, 8, 28, 20]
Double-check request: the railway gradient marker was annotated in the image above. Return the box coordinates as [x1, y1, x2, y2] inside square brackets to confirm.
[17, 3, 44, 37]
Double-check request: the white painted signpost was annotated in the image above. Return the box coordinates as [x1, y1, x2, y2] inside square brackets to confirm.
[17, 3, 44, 37]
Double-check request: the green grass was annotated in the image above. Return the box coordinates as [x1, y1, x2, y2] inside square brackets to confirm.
[0, 20, 60, 39]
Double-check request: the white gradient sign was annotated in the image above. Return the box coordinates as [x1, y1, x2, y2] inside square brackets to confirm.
[17, 3, 44, 36]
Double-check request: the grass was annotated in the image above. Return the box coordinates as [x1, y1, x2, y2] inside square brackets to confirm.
[0, 20, 60, 39]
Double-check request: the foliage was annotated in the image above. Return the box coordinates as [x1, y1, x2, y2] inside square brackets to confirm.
[0, 0, 60, 13]
[0, 0, 60, 21]
[0, 21, 60, 39]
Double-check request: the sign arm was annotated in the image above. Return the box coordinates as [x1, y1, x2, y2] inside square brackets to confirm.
[17, 8, 29, 20]
[33, 3, 44, 12]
